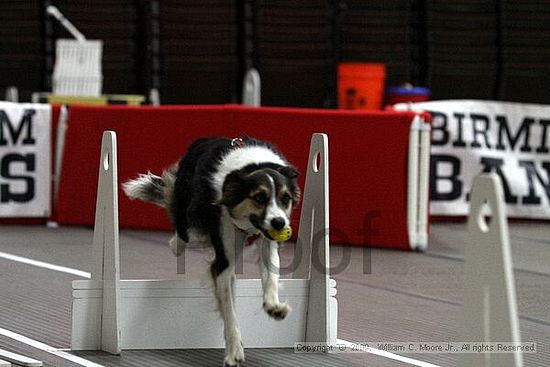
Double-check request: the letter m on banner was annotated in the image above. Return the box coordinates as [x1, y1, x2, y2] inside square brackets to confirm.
[0, 102, 51, 217]
[0, 109, 37, 146]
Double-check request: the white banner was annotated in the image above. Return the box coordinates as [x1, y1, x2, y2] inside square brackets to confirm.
[0, 102, 51, 217]
[396, 100, 550, 218]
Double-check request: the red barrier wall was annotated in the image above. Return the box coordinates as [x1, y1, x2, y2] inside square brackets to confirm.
[56, 105, 418, 250]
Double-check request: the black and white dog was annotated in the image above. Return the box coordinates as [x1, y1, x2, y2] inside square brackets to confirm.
[123, 136, 300, 366]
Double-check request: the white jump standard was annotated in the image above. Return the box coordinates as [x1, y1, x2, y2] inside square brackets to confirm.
[71, 132, 338, 364]
[459, 173, 523, 367]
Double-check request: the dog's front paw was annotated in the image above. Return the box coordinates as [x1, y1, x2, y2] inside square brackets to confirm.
[169, 236, 185, 257]
[224, 341, 245, 366]
[263, 302, 291, 320]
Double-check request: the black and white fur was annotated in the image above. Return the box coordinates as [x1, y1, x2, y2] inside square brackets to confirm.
[123, 137, 300, 366]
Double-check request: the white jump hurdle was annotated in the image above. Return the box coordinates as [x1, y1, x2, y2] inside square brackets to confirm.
[71, 132, 337, 352]
[459, 173, 523, 367]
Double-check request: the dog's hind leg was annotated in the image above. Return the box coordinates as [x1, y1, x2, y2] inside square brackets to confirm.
[211, 219, 244, 366]
[258, 239, 291, 320]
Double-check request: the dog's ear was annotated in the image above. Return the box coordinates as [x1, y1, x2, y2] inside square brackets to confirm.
[219, 171, 246, 207]
[290, 184, 301, 208]
[278, 165, 301, 207]
[278, 165, 299, 179]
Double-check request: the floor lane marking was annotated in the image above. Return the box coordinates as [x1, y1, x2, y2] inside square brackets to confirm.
[0, 251, 91, 278]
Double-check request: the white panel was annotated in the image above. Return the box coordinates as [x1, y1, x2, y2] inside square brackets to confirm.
[416, 118, 431, 250]
[407, 116, 420, 248]
[71, 279, 309, 349]
[71, 298, 102, 350]
[52, 40, 102, 96]
[407, 115, 431, 251]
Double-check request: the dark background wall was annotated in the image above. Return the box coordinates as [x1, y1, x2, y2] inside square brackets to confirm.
[1, 0, 548, 106]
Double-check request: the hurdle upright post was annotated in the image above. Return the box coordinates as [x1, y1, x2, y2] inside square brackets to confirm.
[90, 131, 121, 355]
[293, 133, 337, 346]
[458, 173, 522, 367]
[242, 68, 261, 107]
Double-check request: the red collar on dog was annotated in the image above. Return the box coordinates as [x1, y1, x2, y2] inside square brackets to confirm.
[237, 226, 261, 246]
[246, 233, 261, 246]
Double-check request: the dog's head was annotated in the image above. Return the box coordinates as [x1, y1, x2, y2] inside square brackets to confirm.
[219, 164, 301, 239]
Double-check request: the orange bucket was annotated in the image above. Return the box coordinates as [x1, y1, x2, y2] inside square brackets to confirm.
[338, 63, 386, 110]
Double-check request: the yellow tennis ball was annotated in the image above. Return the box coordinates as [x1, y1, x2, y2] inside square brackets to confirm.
[268, 226, 292, 242]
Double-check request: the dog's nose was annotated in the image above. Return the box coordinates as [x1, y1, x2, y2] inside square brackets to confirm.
[270, 217, 286, 231]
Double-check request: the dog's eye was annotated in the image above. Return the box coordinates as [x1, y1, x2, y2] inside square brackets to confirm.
[281, 193, 291, 206]
[253, 192, 268, 205]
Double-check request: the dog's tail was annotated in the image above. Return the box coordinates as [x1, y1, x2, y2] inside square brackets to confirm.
[123, 167, 176, 209]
